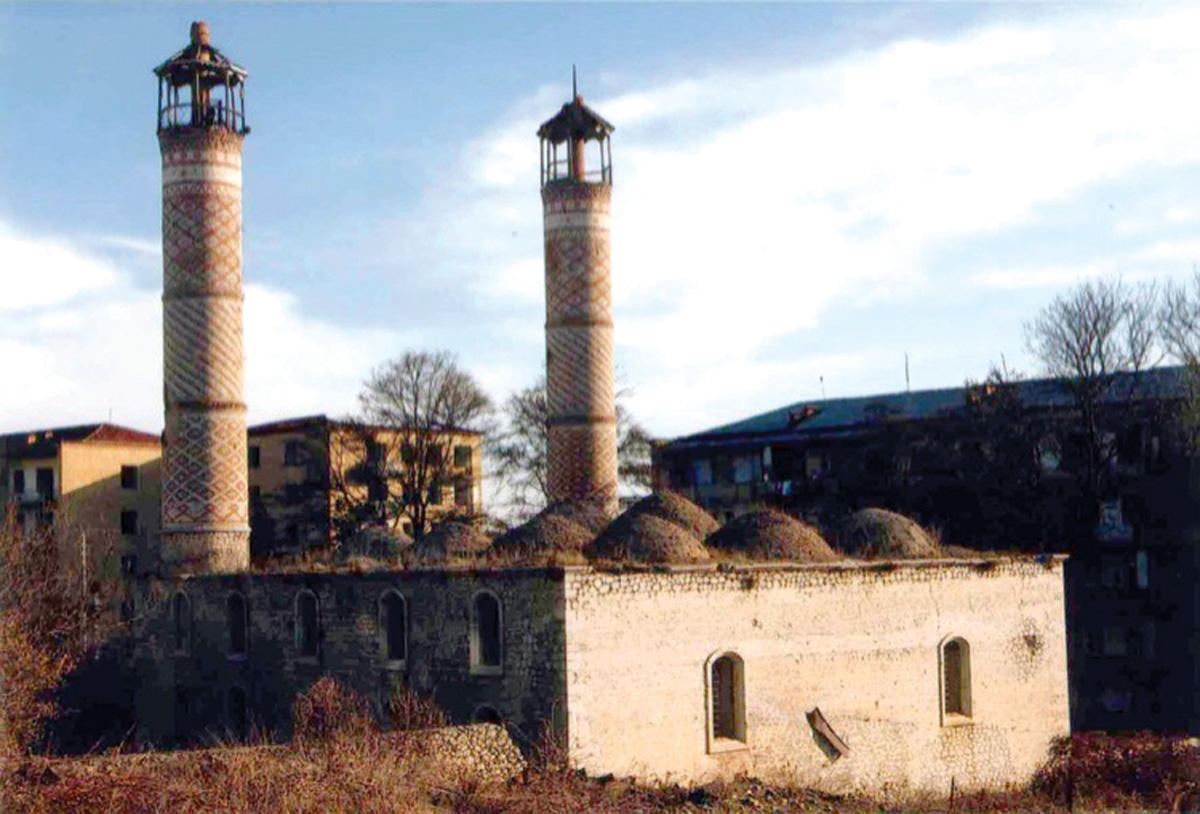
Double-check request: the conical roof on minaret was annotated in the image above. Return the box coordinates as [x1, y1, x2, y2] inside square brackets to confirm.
[154, 21, 247, 85]
[537, 95, 614, 144]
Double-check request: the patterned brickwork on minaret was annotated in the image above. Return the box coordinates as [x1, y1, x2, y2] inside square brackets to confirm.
[160, 127, 250, 573]
[156, 24, 250, 573]
[542, 176, 618, 516]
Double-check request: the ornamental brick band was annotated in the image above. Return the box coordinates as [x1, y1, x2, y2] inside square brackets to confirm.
[160, 127, 250, 574]
[542, 180, 617, 517]
[159, 529, 249, 573]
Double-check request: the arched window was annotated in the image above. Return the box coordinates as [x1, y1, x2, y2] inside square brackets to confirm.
[172, 591, 191, 654]
[227, 686, 249, 740]
[473, 705, 502, 724]
[227, 592, 248, 658]
[379, 590, 407, 665]
[941, 637, 972, 720]
[295, 590, 319, 657]
[708, 652, 746, 746]
[470, 591, 503, 673]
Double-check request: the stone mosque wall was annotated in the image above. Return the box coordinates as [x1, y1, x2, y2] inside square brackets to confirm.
[562, 558, 1069, 793]
[133, 569, 567, 747]
[134, 558, 1069, 796]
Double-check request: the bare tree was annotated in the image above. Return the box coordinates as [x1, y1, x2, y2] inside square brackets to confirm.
[1024, 277, 1160, 525]
[489, 377, 653, 521]
[0, 511, 116, 754]
[1159, 267, 1200, 452]
[349, 351, 493, 540]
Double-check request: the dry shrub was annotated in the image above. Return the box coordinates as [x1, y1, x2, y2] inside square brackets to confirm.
[0, 512, 114, 757]
[290, 677, 374, 744]
[707, 509, 839, 563]
[1033, 732, 1200, 808]
[386, 686, 448, 732]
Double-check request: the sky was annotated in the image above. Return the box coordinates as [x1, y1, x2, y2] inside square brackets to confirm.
[3, 3, 1200, 443]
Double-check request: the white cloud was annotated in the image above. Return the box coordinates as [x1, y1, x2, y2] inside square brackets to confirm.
[424, 4, 1200, 436]
[0, 222, 415, 434]
[0, 224, 122, 311]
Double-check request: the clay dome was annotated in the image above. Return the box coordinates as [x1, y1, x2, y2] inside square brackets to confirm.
[621, 492, 720, 540]
[490, 511, 595, 564]
[540, 498, 612, 535]
[586, 512, 711, 565]
[706, 509, 840, 563]
[836, 508, 942, 559]
[408, 519, 492, 563]
[340, 524, 411, 561]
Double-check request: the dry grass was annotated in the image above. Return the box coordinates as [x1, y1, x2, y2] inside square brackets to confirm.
[7, 724, 1196, 813]
[707, 509, 840, 563]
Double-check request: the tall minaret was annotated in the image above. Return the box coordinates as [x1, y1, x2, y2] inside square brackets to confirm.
[153, 22, 250, 573]
[537, 81, 619, 518]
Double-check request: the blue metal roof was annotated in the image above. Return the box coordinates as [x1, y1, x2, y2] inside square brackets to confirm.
[667, 365, 1187, 449]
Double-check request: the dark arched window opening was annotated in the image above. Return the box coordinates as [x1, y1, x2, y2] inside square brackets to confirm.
[172, 591, 191, 654]
[473, 705, 502, 724]
[471, 591, 502, 672]
[227, 686, 249, 740]
[227, 592, 248, 658]
[295, 590, 319, 657]
[942, 637, 972, 719]
[380, 590, 407, 664]
[710, 652, 746, 744]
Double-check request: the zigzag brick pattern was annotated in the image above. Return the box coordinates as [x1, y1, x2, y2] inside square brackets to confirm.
[160, 129, 250, 573]
[542, 182, 618, 515]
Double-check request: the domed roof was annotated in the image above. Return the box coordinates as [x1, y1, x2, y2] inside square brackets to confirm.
[341, 524, 411, 561]
[408, 519, 492, 564]
[836, 508, 942, 559]
[586, 513, 711, 565]
[540, 499, 612, 535]
[490, 511, 595, 564]
[707, 509, 840, 563]
[622, 492, 720, 540]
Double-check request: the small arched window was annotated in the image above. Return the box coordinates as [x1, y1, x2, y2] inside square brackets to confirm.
[470, 591, 503, 673]
[708, 652, 746, 746]
[379, 590, 407, 665]
[172, 591, 191, 654]
[295, 590, 319, 657]
[941, 636, 972, 720]
[473, 705, 502, 724]
[227, 592, 248, 658]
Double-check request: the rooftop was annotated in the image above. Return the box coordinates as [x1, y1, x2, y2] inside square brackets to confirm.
[666, 365, 1187, 449]
[0, 423, 160, 460]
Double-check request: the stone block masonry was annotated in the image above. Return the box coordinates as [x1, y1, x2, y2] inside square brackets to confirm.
[133, 569, 567, 747]
[561, 558, 1070, 794]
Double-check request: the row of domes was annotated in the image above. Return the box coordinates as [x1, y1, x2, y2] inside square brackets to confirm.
[375, 492, 944, 567]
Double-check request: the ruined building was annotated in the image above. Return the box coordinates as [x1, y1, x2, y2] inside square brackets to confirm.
[132, 24, 1070, 794]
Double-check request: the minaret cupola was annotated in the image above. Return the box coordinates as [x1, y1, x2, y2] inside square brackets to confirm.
[154, 21, 249, 134]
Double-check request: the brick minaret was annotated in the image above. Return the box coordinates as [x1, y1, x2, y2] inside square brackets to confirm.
[154, 22, 251, 573]
[538, 86, 618, 517]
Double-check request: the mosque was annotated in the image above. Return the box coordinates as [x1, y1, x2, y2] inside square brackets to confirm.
[133, 23, 1069, 793]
